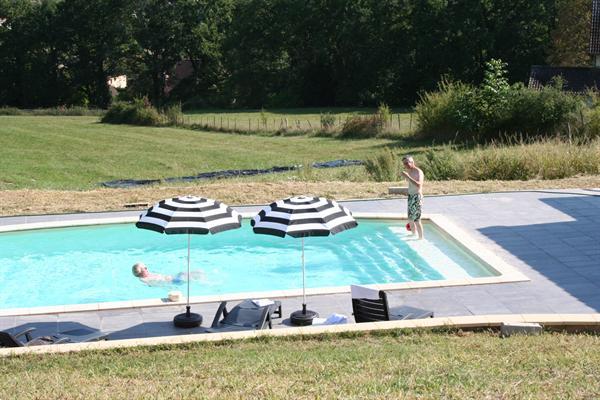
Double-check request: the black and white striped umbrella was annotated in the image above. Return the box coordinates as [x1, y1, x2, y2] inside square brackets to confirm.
[251, 196, 357, 238]
[136, 195, 241, 327]
[136, 196, 241, 235]
[251, 196, 357, 325]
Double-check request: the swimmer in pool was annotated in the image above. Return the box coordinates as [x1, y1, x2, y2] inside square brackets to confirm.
[132, 262, 205, 287]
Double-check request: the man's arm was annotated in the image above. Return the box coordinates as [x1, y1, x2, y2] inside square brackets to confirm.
[402, 170, 423, 187]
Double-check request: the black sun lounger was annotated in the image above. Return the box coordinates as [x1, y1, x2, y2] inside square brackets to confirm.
[351, 285, 434, 323]
[0, 327, 108, 347]
[204, 299, 282, 333]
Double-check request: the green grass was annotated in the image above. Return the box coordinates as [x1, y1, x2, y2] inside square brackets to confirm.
[183, 107, 416, 134]
[1, 330, 599, 399]
[2, 115, 599, 191]
[0, 116, 406, 190]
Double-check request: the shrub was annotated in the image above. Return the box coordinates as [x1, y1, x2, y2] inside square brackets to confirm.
[0, 107, 23, 115]
[496, 81, 581, 137]
[259, 107, 268, 128]
[364, 148, 398, 182]
[415, 59, 582, 142]
[320, 112, 336, 131]
[0, 107, 103, 116]
[415, 80, 482, 141]
[102, 98, 163, 126]
[376, 103, 392, 129]
[163, 103, 184, 125]
[339, 115, 383, 139]
[583, 105, 600, 138]
[419, 147, 463, 180]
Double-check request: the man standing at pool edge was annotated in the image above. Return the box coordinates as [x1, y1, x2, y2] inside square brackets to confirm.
[401, 155, 425, 239]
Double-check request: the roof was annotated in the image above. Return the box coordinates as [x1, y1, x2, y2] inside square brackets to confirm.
[528, 65, 600, 92]
[591, 0, 600, 54]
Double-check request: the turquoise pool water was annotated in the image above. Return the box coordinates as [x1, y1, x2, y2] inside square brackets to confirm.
[0, 219, 497, 309]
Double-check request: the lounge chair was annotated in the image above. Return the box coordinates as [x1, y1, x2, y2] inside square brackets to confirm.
[350, 285, 434, 323]
[0, 327, 108, 347]
[204, 299, 282, 333]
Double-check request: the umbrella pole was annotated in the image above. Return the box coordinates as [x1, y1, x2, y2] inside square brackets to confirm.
[290, 235, 317, 325]
[301, 237, 306, 314]
[186, 232, 191, 317]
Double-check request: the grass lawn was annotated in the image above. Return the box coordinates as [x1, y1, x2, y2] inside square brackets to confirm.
[0, 116, 411, 190]
[1, 330, 599, 399]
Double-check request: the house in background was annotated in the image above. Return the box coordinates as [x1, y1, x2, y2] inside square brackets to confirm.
[106, 61, 194, 98]
[164, 60, 195, 95]
[107, 75, 127, 97]
[529, 0, 600, 92]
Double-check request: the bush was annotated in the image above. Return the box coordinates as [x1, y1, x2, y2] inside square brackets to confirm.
[496, 82, 581, 137]
[0, 107, 23, 115]
[415, 60, 582, 142]
[584, 105, 600, 138]
[102, 98, 163, 126]
[364, 148, 398, 182]
[415, 80, 481, 141]
[259, 107, 268, 128]
[339, 115, 383, 139]
[419, 147, 463, 180]
[163, 103, 184, 125]
[377, 103, 392, 129]
[320, 112, 336, 131]
[0, 107, 104, 116]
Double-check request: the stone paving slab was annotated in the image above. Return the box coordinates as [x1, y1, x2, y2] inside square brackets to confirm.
[0, 189, 599, 340]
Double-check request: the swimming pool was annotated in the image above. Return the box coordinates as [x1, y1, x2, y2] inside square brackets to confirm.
[0, 218, 506, 310]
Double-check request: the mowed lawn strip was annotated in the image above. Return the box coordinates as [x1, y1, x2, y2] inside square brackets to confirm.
[0, 116, 399, 190]
[1, 331, 599, 399]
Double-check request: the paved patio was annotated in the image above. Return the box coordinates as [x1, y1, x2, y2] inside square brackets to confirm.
[1, 189, 599, 341]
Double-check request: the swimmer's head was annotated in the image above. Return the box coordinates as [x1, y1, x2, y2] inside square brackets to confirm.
[132, 262, 147, 277]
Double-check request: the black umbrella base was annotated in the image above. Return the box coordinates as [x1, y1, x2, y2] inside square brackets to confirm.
[290, 309, 318, 326]
[173, 312, 203, 328]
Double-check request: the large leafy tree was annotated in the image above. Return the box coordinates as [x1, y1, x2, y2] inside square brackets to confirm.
[487, 0, 555, 82]
[55, 0, 135, 107]
[547, 0, 591, 66]
[127, 0, 185, 106]
[168, 0, 233, 106]
[0, 0, 570, 108]
[0, 0, 62, 107]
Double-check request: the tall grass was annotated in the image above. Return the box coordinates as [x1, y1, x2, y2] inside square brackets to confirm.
[364, 148, 399, 181]
[418, 137, 600, 181]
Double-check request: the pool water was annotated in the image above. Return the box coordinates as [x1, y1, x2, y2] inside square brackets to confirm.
[0, 219, 497, 309]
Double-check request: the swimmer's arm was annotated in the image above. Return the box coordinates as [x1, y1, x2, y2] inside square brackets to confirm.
[140, 276, 172, 287]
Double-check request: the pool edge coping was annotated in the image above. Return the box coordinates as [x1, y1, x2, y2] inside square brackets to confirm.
[1, 313, 598, 357]
[0, 212, 529, 317]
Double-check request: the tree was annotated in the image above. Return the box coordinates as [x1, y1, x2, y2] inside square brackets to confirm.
[0, 0, 62, 107]
[55, 0, 135, 107]
[547, 0, 591, 66]
[166, 0, 233, 106]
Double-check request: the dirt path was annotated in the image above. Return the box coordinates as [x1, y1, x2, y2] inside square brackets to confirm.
[1, 176, 599, 216]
